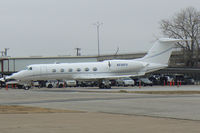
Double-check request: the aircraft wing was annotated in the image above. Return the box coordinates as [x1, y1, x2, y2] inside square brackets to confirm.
[73, 72, 145, 80]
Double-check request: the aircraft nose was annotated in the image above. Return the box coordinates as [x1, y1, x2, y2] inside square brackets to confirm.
[0, 77, 5, 82]
[6, 73, 20, 80]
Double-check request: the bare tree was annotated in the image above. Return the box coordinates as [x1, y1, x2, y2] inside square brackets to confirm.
[160, 7, 200, 67]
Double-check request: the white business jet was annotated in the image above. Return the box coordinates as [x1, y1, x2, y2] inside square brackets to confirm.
[1, 38, 187, 89]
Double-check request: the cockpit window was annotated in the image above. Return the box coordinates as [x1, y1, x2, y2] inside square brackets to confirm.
[26, 67, 32, 70]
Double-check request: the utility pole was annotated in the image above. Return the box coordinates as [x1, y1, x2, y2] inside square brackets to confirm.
[0, 51, 4, 57]
[75, 48, 81, 56]
[4, 48, 9, 56]
[93, 21, 103, 57]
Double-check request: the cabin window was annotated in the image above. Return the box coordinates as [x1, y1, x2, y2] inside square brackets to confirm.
[60, 68, 64, 72]
[77, 68, 81, 72]
[52, 69, 56, 72]
[85, 68, 89, 72]
[93, 67, 98, 71]
[68, 68, 73, 72]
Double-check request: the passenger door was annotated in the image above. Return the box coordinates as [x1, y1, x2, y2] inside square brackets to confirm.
[40, 65, 47, 76]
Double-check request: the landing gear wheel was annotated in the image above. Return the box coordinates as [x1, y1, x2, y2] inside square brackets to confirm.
[105, 85, 111, 89]
[59, 84, 63, 88]
[98, 80, 111, 89]
[47, 84, 53, 88]
[24, 86, 30, 90]
[99, 83, 105, 89]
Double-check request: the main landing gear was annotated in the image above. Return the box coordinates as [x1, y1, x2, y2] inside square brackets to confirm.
[98, 80, 111, 89]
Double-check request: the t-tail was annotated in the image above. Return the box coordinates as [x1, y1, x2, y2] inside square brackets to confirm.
[140, 38, 188, 65]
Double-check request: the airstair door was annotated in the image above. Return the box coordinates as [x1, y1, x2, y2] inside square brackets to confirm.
[40, 65, 47, 75]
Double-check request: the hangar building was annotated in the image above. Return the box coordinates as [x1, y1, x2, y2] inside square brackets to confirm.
[0, 56, 97, 75]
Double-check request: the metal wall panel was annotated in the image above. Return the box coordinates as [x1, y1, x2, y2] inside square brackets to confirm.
[1, 57, 97, 73]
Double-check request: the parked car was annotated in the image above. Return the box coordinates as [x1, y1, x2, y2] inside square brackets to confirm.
[37, 80, 47, 88]
[5, 79, 30, 89]
[149, 75, 161, 85]
[65, 80, 77, 87]
[0, 81, 5, 88]
[5, 79, 23, 88]
[173, 74, 184, 84]
[32, 81, 40, 88]
[116, 78, 135, 87]
[184, 77, 195, 85]
[165, 75, 174, 82]
[136, 78, 153, 86]
[57, 81, 66, 88]
[46, 80, 58, 88]
[99, 80, 111, 89]
[173, 74, 195, 85]
[77, 81, 98, 87]
[159, 75, 174, 85]
[110, 80, 117, 86]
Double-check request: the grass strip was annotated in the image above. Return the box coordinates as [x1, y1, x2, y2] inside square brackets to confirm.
[0, 105, 84, 114]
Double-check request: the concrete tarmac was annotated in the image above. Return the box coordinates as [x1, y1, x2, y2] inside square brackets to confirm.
[1, 112, 200, 133]
[0, 86, 200, 120]
[1, 86, 200, 133]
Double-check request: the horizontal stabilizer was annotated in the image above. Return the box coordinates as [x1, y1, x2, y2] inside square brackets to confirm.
[159, 38, 190, 43]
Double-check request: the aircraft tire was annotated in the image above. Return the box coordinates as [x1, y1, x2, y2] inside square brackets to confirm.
[47, 84, 53, 88]
[106, 85, 111, 89]
[59, 84, 63, 88]
[99, 83, 105, 89]
[24, 86, 30, 90]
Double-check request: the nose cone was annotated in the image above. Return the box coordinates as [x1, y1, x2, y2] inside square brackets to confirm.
[0, 77, 5, 82]
[5, 73, 18, 80]
[5, 71, 24, 80]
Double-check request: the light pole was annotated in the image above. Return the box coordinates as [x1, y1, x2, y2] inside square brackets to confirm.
[93, 22, 103, 57]
[75, 48, 81, 56]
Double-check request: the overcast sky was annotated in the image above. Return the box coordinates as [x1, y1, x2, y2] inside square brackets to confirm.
[0, 0, 200, 57]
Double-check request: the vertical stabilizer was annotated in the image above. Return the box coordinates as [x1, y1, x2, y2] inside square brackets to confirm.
[140, 38, 186, 65]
